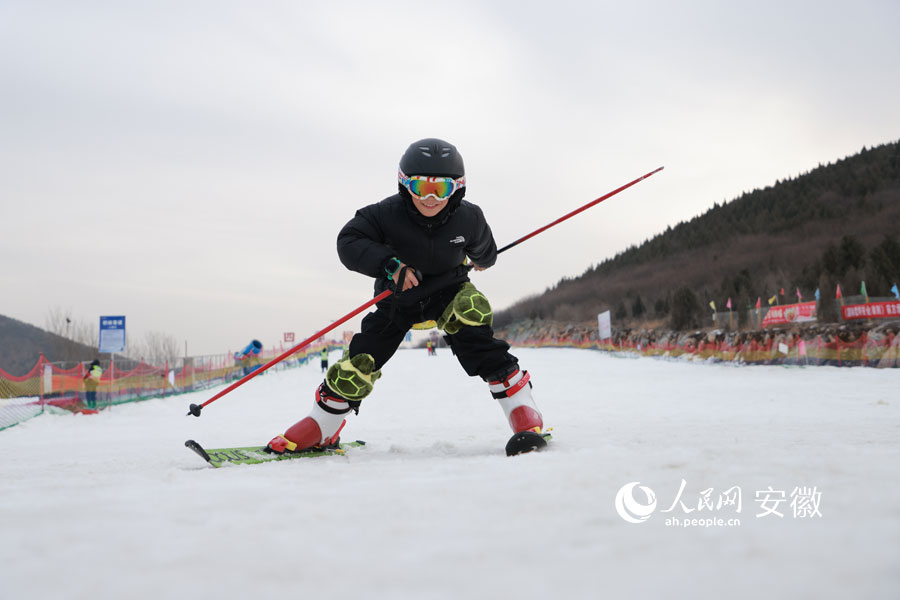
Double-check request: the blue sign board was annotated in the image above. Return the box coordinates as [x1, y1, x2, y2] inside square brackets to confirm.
[99, 316, 126, 354]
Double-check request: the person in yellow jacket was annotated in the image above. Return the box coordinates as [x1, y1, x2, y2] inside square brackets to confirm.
[82, 359, 103, 409]
[320, 346, 329, 373]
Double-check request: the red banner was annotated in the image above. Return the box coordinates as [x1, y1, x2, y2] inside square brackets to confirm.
[762, 301, 818, 327]
[842, 300, 900, 321]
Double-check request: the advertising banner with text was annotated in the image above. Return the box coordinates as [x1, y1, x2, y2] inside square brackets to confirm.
[841, 300, 900, 321]
[761, 302, 817, 327]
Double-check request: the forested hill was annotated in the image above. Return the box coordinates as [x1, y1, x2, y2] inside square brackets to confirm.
[0, 314, 98, 376]
[495, 140, 900, 330]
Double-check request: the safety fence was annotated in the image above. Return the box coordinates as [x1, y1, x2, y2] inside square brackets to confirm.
[0, 342, 337, 432]
[500, 324, 900, 368]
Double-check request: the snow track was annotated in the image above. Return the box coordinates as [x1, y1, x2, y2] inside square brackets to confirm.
[1, 348, 897, 600]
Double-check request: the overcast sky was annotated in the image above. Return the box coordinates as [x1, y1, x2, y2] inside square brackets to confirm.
[2, 0, 899, 357]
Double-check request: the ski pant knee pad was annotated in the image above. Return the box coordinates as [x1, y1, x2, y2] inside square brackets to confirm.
[437, 282, 493, 335]
[489, 369, 544, 434]
[325, 350, 381, 401]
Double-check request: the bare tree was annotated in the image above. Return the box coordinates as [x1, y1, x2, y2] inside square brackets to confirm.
[140, 331, 182, 366]
[43, 307, 101, 364]
[43, 308, 185, 367]
[71, 317, 98, 349]
[44, 306, 79, 362]
[44, 306, 72, 337]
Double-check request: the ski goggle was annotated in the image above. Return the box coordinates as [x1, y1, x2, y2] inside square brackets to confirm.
[398, 168, 465, 200]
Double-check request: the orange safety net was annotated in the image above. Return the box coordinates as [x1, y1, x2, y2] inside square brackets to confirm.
[1, 342, 335, 431]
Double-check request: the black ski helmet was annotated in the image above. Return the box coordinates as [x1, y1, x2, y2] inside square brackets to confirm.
[399, 138, 465, 178]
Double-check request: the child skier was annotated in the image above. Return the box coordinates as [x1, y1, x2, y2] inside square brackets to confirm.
[266, 138, 546, 455]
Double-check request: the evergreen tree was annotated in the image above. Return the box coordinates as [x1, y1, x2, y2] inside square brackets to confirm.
[631, 295, 646, 320]
[869, 235, 900, 293]
[614, 301, 628, 321]
[671, 286, 701, 330]
[654, 296, 670, 317]
[838, 235, 866, 275]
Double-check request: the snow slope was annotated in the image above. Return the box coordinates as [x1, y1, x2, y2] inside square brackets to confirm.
[1, 348, 898, 600]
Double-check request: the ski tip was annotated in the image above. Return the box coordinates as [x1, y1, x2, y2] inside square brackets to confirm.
[185, 439, 211, 463]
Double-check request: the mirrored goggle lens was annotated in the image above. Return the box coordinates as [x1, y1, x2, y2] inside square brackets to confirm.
[408, 178, 455, 199]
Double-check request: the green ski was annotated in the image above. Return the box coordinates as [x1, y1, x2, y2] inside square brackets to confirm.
[185, 439, 366, 468]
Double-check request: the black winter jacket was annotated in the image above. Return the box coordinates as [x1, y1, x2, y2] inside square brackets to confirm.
[337, 191, 498, 308]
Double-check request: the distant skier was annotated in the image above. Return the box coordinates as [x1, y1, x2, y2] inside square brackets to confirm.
[235, 340, 263, 377]
[320, 346, 329, 373]
[266, 138, 545, 456]
[83, 359, 102, 409]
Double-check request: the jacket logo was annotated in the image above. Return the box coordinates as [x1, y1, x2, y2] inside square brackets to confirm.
[450, 235, 466, 245]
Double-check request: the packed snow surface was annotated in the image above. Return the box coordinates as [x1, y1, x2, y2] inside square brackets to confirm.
[1, 348, 898, 600]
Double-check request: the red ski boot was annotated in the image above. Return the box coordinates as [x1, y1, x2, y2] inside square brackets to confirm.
[266, 383, 351, 454]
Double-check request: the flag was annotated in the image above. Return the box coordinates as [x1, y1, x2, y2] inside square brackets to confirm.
[861, 281, 868, 302]
[892, 283, 899, 299]
[768, 295, 777, 305]
[835, 284, 842, 299]
[779, 287, 785, 296]
[726, 297, 732, 309]
[815, 288, 820, 301]
[709, 301, 716, 312]
[796, 287, 802, 301]
[755, 297, 761, 309]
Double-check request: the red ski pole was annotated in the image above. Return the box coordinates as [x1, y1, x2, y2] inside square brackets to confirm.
[188, 166, 663, 416]
[187, 289, 392, 416]
[495, 166, 664, 255]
